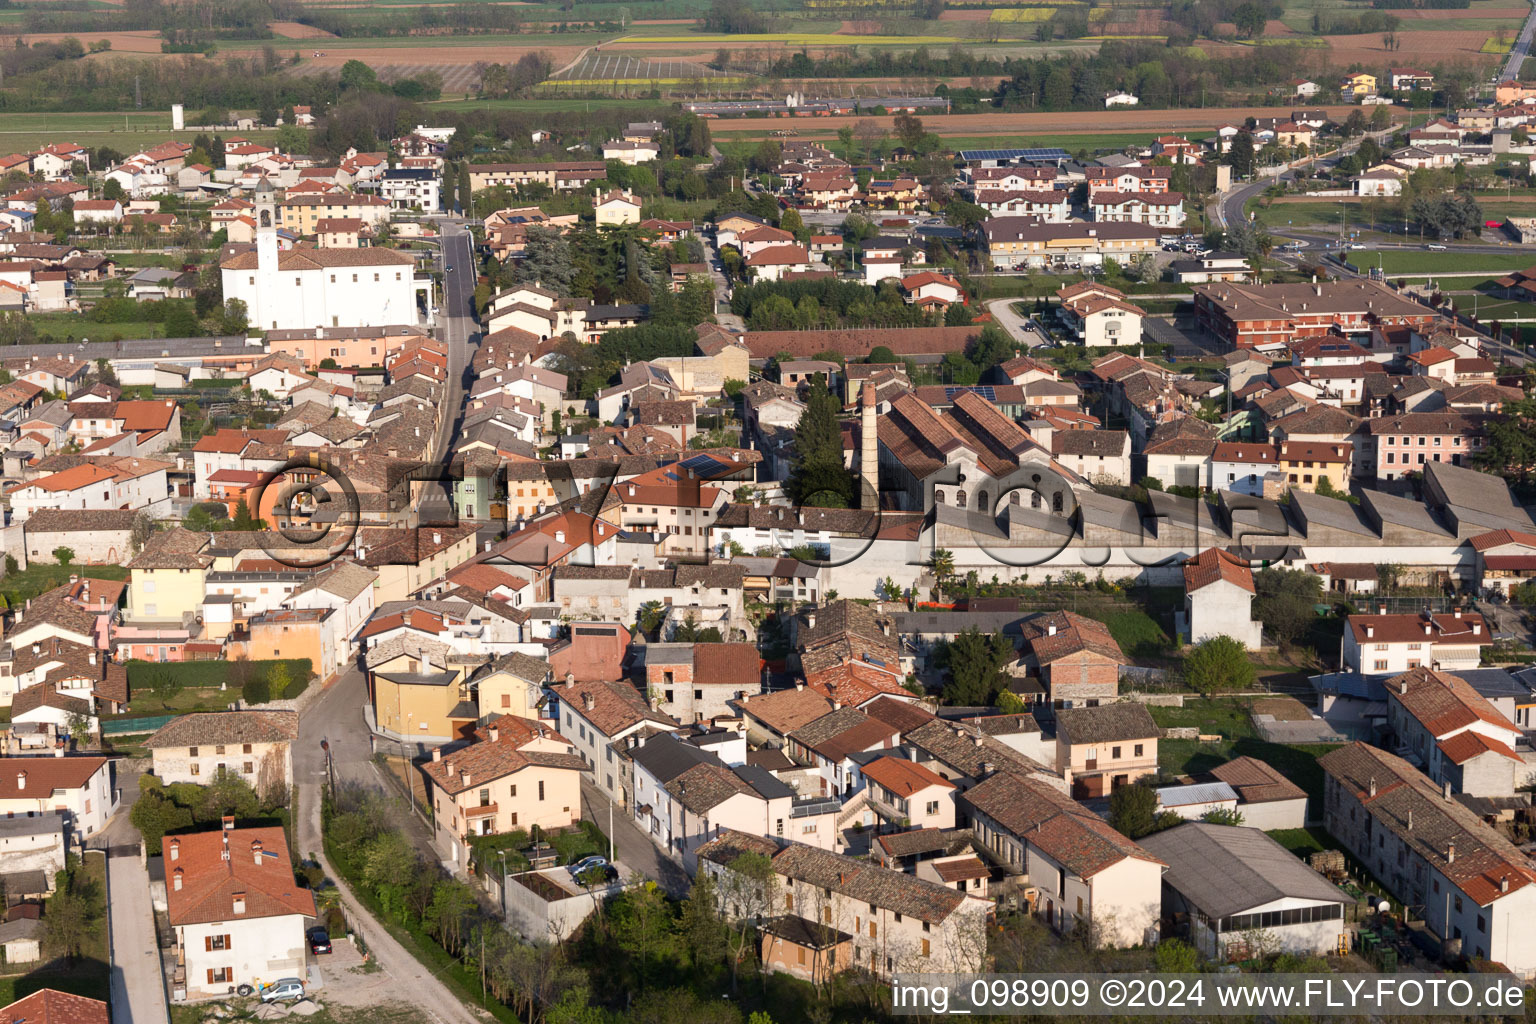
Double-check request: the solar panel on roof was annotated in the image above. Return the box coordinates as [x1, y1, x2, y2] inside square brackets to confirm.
[959, 148, 1071, 162]
[678, 453, 720, 473]
[943, 385, 996, 401]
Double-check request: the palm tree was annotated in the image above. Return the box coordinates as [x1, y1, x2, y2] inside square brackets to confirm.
[929, 548, 956, 603]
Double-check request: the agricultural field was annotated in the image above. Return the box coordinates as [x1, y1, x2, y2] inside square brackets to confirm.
[545, 53, 746, 88]
[1348, 250, 1536, 275]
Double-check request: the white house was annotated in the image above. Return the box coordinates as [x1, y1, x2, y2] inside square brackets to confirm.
[595, 190, 642, 227]
[1178, 547, 1264, 649]
[222, 232, 424, 332]
[1140, 824, 1350, 960]
[602, 140, 660, 165]
[554, 676, 676, 807]
[7, 459, 171, 523]
[1208, 441, 1278, 496]
[1090, 191, 1187, 228]
[282, 559, 379, 657]
[1341, 610, 1490, 675]
[1353, 171, 1404, 197]
[746, 244, 813, 283]
[1383, 667, 1525, 797]
[0, 756, 117, 840]
[963, 771, 1164, 948]
[378, 169, 440, 212]
[1056, 282, 1145, 348]
[1321, 743, 1536, 978]
[72, 200, 123, 225]
[1104, 90, 1140, 107]
[856, 755, 957, 831]
[166, 824, 316, 999]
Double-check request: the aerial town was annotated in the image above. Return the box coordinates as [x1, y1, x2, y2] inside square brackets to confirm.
[5, 2, 1536, 1022]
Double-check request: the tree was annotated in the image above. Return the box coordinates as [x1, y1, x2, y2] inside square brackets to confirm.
[1233, 3, 1266, 38]
[936, 628, 1015, 706]
[219, 298, 249, 336]
[274, 124, 310, 155]
[1226, 131, 1255, 178]
[511, 227, 577, 296]
[679, 871, 726, 976]
[1202, 806, 1245, 826]
[894, 113, 926, 151]
[1154, 938, 1200, 973]
[837, 126, 855, 160]
[267, 661, 292, 699]
[339, 59, 379, 91]
[1184, 635, 1255, 695]
[717, 852, 774, 990]
[996, 689, 1028, 714]
[786, 377, 855, 509]
[44, 868, 103, 964]
[52, 546, 75, 566]
[1108, 782, 1180, 839]
[241, 665, 270, 706]
[102, 178, 125, 202]
[130, 780, 194, 854]
[1254, 566, 1323, 650]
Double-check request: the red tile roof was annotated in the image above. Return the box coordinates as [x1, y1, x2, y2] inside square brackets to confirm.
[1387, 667, 1517, 738]
[1182, 547, 1255, 595]
[1348, 612, 1489, 647]
[165, 826, 316, 926]
[861, 755, 955, 796]
[0, 989, 109, 1024]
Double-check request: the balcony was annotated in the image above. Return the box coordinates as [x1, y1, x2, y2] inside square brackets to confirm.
[465, 803, 498, 818]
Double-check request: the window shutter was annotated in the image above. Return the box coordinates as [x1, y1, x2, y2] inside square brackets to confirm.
[225, 933, 232, 950]
[207, 969, 216, 984]
[204, 936, 212, 952]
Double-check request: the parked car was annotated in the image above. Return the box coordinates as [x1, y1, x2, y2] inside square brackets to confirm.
[1425, 243, 1447, 251]
[260, 978, 306, 1003]
[307, 927, 332, 955]
[568, 855, 610, 880]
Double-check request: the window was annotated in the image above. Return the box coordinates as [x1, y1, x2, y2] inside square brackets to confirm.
[189, 747, 199, 757]
[190, 763, 200, 776]
[1111, 746, 1121, 759]
[538, 781, 545, 800]
[206, 933, 231, 950]
[243, 762, 253, 774]
[802, 822, 818, 834]
[1133, 743, 1144, 757]
[208, 967, 231, 984]
[921, 939, 931, 957]
[1477, 915, 1486, 933]
[926, 800, 939, 815]
[215, 745, 226, 755]
[1374, 660, 1388, 671]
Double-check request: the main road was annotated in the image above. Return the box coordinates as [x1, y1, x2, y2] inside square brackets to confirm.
[1502, 0, 1536, 81]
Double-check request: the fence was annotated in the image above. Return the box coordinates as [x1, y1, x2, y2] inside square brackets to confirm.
[101, 714, 175, 736]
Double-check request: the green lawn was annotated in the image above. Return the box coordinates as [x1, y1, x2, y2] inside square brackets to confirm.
[0, 564, 128, 608]
[1151, 698, 1340, 803]
[21, 314, 173, 343]
[1349, 250, 1536, 275]
[1104, 609, 1173, 660]
[1266, 826, 1339, 858]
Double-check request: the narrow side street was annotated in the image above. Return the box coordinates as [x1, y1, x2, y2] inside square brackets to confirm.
[107, 852, 171, 1024]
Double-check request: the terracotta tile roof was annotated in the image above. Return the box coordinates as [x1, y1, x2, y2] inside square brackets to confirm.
[1386, 667, 1516, 737]
[692, 643, 763, 690]
[423, 729, 589, 795]
[1020, 610, 1124, 666]
[743, 325, 982, 360]
[146, 711, 298, 749]
[665, 762, 755, 814]
[165, 825, 316, 926]
[874, 827, 951, 858]
[0, 756, 108, 799]
[1347, 611, 1489, 647]
[805, 661, 910, 707]
[1055, 703, 1158, 747]
[1209, 755, 1306, 803]
[862, 695, 936, 734]
[861, 755, 955, 796]
[127, 528, 211, 570]
[1319, 742, 1536, 905]
[738, 686, 835, 736]
[558, 677, 671, 737]
[769, 842, 970, 924]
[1182, 547, 1255, 594]
[1469, 528, 1536, 552]
[1437, 729, 1522, 766]
[0, 989, 109, 1024]
[904, 718, 1047, 779]
[787, 706, 897, 763]
[962, 772, 1163, 878]
[932, 856, 989, 882]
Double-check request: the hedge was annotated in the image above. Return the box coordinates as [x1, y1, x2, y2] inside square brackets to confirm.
[125, 658, 313, 698]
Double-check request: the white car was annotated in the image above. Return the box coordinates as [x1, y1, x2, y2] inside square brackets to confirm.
[260, 979, 306, 1003]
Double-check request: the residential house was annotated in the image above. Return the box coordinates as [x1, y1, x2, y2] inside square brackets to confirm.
[1341, 610, 1490, 676]
[145, 711, 299, 796]
[1053, 703, 1159, 797]
[1383, 667, 1525, 797]
[1179, 547, 1263, 649]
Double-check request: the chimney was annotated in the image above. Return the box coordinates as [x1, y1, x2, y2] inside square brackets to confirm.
[88, 652, 96, 666]
[1368, 776, 1377, 797]
[169, 839, 179, 861]
[1501, 874, 1510, 893]
[489, 725, 499, 743]
[565, 673, 575, 688]
[1047, 624, 1057, 637]
[1473, 622, 1481, 635]
[795, 682, 805, 692]
[233, 893, 246, 914]
[807, 613, 817, 629]
[432, 747, 442, 762]
[1443, 778, 1453, 799]
[1447, 842, 1455, 864]
[433, 531, 441, 545]
[251, 839, 263, 865]
[973, 734, 984, 747]
[460, 771, 470, 787]
[1423, 622, 1431, 636]
[1407, 810, 1412, 830]
[1378, 603, 1386, 615]
[173, 867, 183, 891]
[1454, 608, 1462, 619]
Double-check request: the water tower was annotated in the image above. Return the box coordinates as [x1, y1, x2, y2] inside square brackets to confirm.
[171, 104, 185, 131]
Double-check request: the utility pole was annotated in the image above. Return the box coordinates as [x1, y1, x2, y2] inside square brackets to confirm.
[134, 75, 141, 110]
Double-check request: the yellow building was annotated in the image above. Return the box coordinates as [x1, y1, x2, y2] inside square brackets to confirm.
[469, 651, 549, 721]
[1278, 440, 1353, 493]
[367, 636, 478, 741]
[1340, 73, 1377, 97]
[422, 717, 590, 868]
[127, 529, 213, 623]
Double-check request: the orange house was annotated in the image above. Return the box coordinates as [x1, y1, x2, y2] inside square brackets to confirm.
[206, 468, 267, 517]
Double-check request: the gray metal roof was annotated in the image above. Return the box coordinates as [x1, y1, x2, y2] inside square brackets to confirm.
[1137, 823, 1349, 919]
[1156, 781, 1238, 808]
[631, 732, 720, 784]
